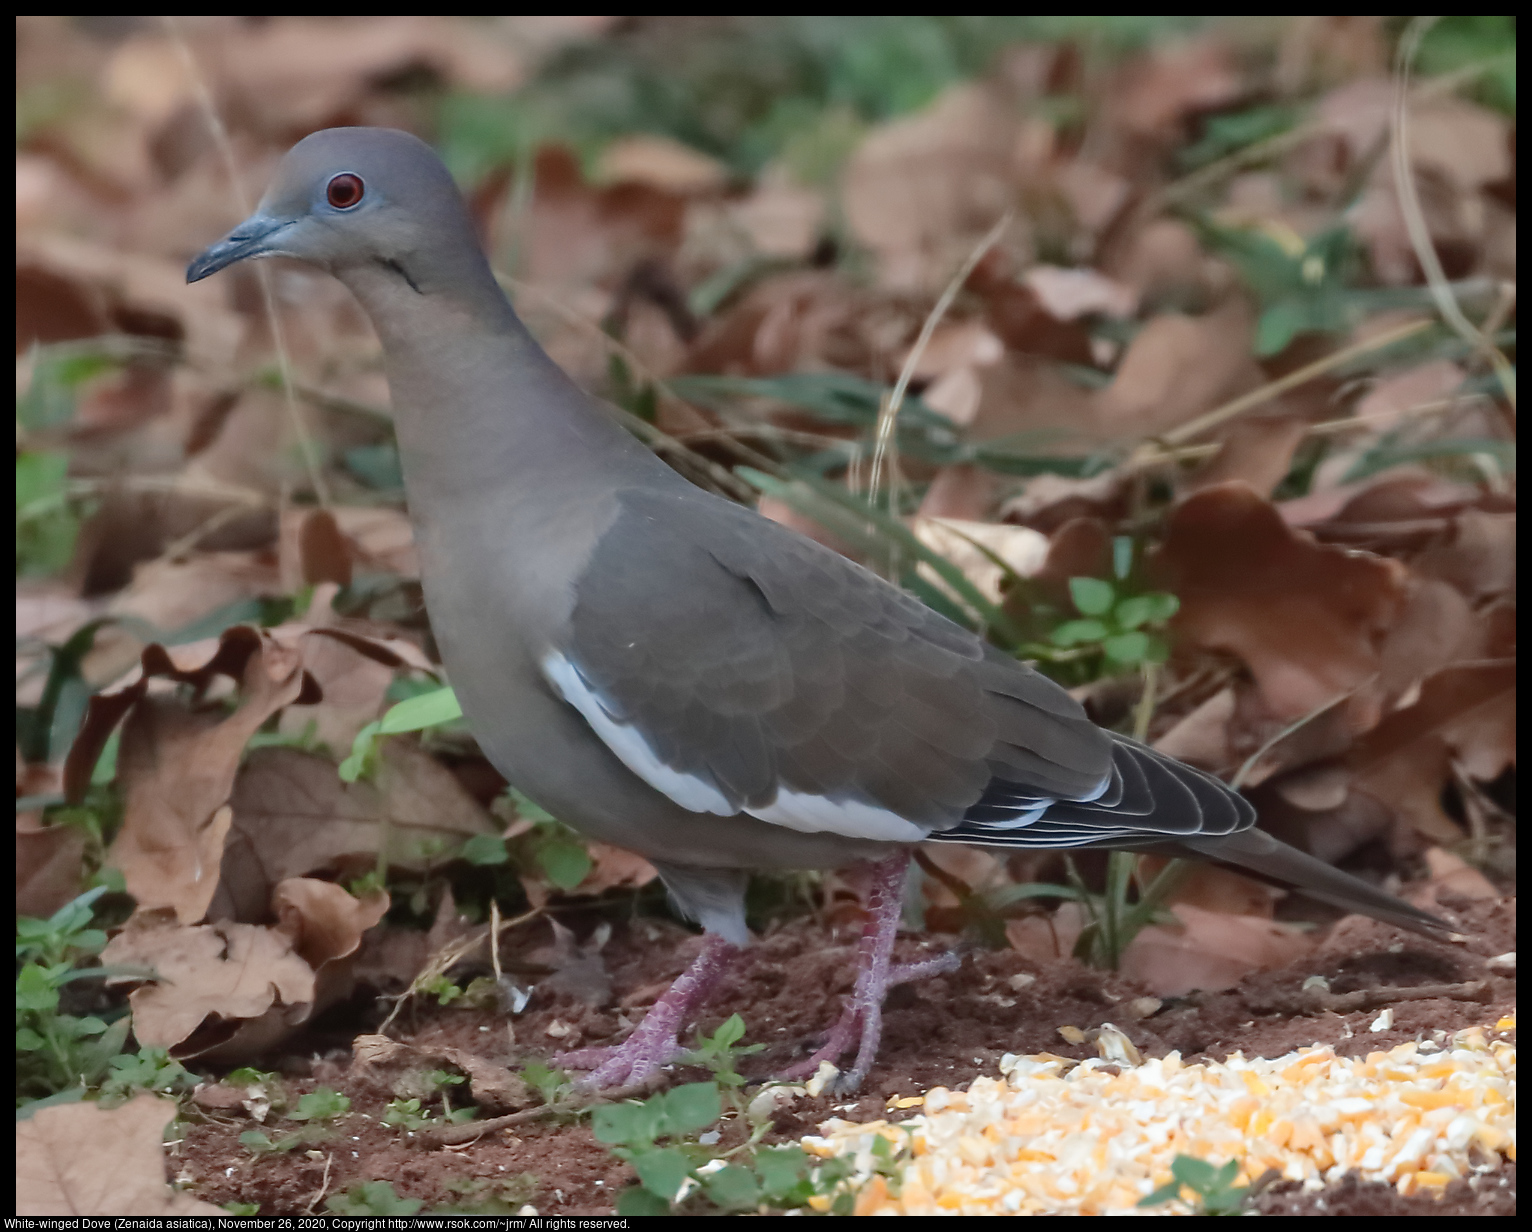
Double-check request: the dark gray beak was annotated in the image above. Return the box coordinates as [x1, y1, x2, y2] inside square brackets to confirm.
[186, 213, 293, 283]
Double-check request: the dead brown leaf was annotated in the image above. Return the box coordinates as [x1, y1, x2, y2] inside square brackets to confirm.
[1348, 662, 1515, 840]
[842, 83, 1021, 290]
[212, 742, 495, 923]
[1106, 36, 1243, 141]
[16, 812, 86, 919]
[1415, 511, 1516, 601]
[1187, 416, 1309, 497]
[330, 505, 419, 578]
[81, 550, 284, 689]
[1420, 847, 1500, 903]
[912, 517, 1049, 605]
[684, 269, 893, 378]
[100, 631, 311, 923]
[101, 910, 316, 1055]
[1153, 482, 1407, 721]
[1151, 686, 1237, 773]
[581, 841, 659, 895]
[510, 146, 688, 292]
[273, 876, 389, 972]
[918, 464, 1001, 520]
[273, 876, 390, 1015]
[1091, 299, 1262, 438]
[595, 134, 729, 194]
[1374, 576, 1480, 704]
[1119, 904, 1313, 998]
[17, 1094, 226, 1216]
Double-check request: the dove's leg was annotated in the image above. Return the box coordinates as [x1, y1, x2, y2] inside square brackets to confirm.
[556, 933, 739, 1088]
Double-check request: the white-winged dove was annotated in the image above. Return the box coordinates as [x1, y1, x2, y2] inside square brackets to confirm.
[189, 128, 1450, 1092]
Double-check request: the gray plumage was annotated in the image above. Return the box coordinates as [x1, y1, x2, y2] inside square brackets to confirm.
[189, 128, 1450, 1085]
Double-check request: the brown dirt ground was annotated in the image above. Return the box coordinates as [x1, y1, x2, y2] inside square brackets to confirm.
[177, 892, 1516, 1216]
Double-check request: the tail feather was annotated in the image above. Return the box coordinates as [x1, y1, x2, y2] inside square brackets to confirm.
[1177, 827, 1455, 939]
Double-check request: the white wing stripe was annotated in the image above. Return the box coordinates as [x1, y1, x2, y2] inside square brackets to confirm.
[542, 650, 926, 841]
[746, 787, 926, 842]
[541, 651, 735, 815]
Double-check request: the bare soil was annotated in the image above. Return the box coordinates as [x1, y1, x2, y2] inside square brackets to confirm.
[177, 892, 1516, 1216]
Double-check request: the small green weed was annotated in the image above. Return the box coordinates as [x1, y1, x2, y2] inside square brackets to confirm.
[287, 1086, 350, 1122]
[679, 1014, 765, 1102]
[326, 1181, 424, 1216]
[1043, 576, 1178, 673]
[1138, 1154, 1252, 1215]
[383, 1068, 474, 1129]
[339, 685, 464, 782]
[16, 886, 189, 1115]
[436, 1173, 540, 1215]
[239, 1125, 333, 1157]
[592, 1072, 863, 1214]
[520, 1059, 574, 1107]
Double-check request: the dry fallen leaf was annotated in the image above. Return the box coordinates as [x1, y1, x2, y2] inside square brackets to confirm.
[595, 134, 729, 194]
[273, 876, 390, 1017]
[912, 517, 1049, 605]
[103, 633, 310, 924]
[16, 811, 87, 920]
[1092, 299, 1262, 438]
[1153, 482, 1406, 721]
[273, 876, 390, 973]
[17, 1094, 226, 1216]
[102, 910, 315, 1058]
[1188, 416, 1310, 498]
[1347, 662, 1515, 841]
[1119, 904, 1313, 998]
[212, 741, 495, 922]
[842, 82, 1021, 290]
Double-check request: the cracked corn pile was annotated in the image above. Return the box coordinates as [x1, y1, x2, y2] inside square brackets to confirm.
[801, 1021, 1515, 1215]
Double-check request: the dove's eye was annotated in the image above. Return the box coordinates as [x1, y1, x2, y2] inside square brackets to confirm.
[326, 173, 365, 210]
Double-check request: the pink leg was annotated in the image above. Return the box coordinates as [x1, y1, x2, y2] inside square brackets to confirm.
[779, 852, 960, 1093]
[556, 933, 739, 1088]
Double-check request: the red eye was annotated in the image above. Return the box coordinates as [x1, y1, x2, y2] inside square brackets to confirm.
[326, 173, 364, 209]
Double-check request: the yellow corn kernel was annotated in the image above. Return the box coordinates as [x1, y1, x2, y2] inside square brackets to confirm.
[853, 1175, 888, 1216]
[1401, 1088, 1469, 1111]
[1240, 1071, 1272, 1098]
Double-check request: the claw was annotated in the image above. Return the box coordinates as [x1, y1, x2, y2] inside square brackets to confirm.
[553, 933, 739, 1090]
[777, 853, 962, 1092]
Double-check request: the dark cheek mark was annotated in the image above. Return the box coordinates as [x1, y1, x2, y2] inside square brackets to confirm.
[380, 257, 422, 294]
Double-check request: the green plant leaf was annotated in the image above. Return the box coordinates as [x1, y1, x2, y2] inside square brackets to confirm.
[339, 687, 462, 782]
[1068, 576, 1115, 616]
[592, 1100, 661, 1146]
[288, 1087, 350, 1121]
[1049, 619, 1108, 647]
[632, 1146, 692, 1201]
[1102, 631, 1150, 665]
[326, 1181, 423, 1216]
[536, 837, 592, 890]
[755, 1146, 810, 1199]
[706, 1164, 761, 1210]
[380, 686, 462, 733]
[712, 1013, 745, 1048]
[659, 1082, 721, 1136]
[460, 834, 509, 865]
[1111, 595, 1154, 630]
[615, 1187, 672, 1216]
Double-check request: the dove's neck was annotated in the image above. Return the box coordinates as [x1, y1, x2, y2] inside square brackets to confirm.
[340, 258, 675, 511]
